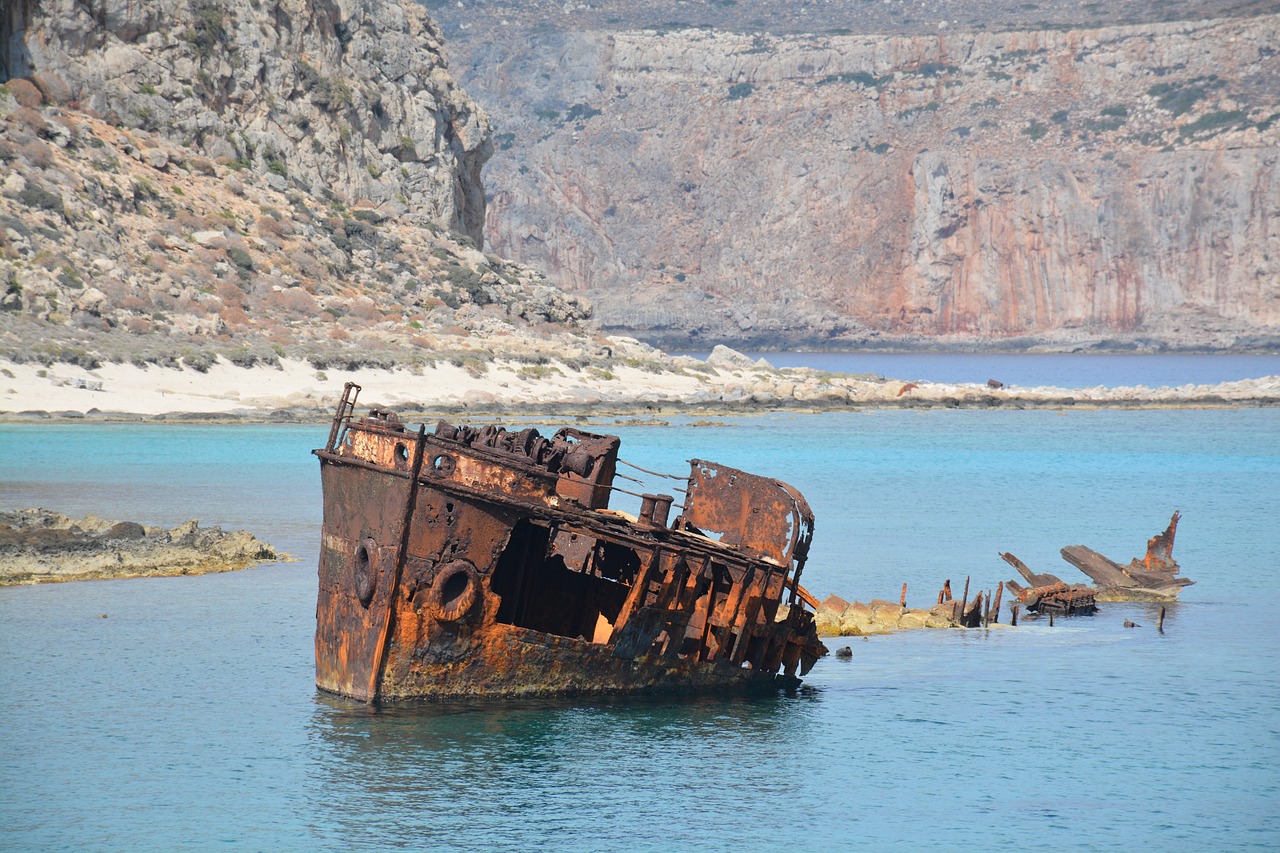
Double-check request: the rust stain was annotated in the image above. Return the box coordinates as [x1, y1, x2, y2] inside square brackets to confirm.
[1135, 509, 1180, 574]
[313, 384, 828, 702]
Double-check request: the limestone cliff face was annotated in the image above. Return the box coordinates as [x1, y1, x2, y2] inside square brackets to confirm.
[6, 0, 491, 243]
[444, 10, 1280, 350]
[0, 0, 595, 370]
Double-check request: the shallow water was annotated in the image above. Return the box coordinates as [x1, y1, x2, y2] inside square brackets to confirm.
[681, 351, 1280, 389]
[1, 411, 1277, 851]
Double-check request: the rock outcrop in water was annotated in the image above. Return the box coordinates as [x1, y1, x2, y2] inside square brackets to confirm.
[0, 507, 283, 584]
[434, 1, 1280, 351]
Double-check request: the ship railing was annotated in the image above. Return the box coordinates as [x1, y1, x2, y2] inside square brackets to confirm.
[325, 382, 362, 453]
[614, 456, 812, 609]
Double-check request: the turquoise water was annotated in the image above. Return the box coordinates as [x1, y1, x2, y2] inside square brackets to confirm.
[2, 410, 1278, 850]
[683, 352, 1280, 388]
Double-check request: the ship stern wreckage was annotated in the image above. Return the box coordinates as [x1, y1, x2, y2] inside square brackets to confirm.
[314, 384, 828, 702]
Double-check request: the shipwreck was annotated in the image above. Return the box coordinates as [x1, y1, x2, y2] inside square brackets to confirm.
[1060, 511, 1193, 601]
[313, 384, 828, 702]
[999, 511, 1192, 616]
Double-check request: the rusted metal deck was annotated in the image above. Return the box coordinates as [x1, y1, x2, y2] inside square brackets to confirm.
[1001, 552, 1099, 616]
[313, 384, 828, 702]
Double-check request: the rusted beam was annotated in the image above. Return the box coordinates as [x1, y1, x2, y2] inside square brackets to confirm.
[610, 548, 660, 645]
[368, 424, 427, 701]
[1000, 551, 1061, 588]
[794, 583, 819, 610]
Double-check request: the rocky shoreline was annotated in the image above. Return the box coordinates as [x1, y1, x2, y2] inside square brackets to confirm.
[0, 507, 286, 585]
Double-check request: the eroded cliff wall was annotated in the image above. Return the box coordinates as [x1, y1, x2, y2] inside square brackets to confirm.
[441, 6, 1280, 350]
[0, 0, 600, 370]
[8, 0, 491, 243]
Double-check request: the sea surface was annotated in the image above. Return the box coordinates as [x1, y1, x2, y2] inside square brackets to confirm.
[682, 351, 1280, 389]
[2, 405, 1278, 850]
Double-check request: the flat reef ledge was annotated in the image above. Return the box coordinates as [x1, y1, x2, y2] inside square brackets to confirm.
[0, 507, 287, 585]
[813, 596, 1013, 635]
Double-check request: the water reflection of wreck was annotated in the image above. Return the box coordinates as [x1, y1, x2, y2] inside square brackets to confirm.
[313, 384, 828, 702]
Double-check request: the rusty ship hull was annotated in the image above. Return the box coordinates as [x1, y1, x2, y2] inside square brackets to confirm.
[314, 384, 827, 702]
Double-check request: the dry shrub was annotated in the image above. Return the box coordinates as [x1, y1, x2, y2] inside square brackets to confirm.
[119, 294, 152, 312]
[410, 335, 435, 349]
[6, 79, 44, 108]
[178, 264, 215, 292]
[50, 115, 79, 138]
[329, 327, 350, 341]
[18, 138, 53, 168]
[220, 305, 251, 327]
[191, 247, 223, 266]
[177, 296, 207, 316]
[214, 280, 244, 307]
[173, 210, 204, 231]
[11, 106, 49, 137]
[293, 252, 324, 281]
[346, 296, 380, 320]
[264, 287, 318, 316]
[146, 232, 169, 250]
[123, 316, 152, 335]
[96, 277, 130, 302]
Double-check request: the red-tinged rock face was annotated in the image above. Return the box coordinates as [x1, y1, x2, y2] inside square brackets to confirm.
[448, 11, 1280, 350]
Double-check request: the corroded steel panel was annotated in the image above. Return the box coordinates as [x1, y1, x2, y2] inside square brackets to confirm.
[315, 461, 411, 700]
[1133, 509, 1180, 573]
[683, 460, 813, 567]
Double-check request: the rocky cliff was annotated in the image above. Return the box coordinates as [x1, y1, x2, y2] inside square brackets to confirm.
[6, 0, 490, 242]
[435, 2, 1280, 351]
[0, 0, 601, 370]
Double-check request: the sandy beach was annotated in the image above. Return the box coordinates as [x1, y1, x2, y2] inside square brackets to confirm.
[2, 349, 1277, 420]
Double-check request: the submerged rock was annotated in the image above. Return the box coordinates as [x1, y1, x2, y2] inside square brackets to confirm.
[813, 596, 973, 635]
[0, 507, 286, 585]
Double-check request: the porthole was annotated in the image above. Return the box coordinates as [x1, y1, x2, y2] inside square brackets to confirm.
[353, 537, 378, 607]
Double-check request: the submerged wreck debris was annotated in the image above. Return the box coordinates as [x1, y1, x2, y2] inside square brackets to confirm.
[935, 576, 1006, 627]
[1001, 552, 1099, 616]
[313, 384, 828, 702]
[1060, 511, 1194, 602]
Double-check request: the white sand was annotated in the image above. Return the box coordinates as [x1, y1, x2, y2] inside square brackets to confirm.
[0, 356, 715, 416]
[1, 356, 1276, 418]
